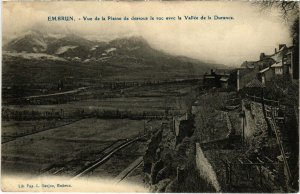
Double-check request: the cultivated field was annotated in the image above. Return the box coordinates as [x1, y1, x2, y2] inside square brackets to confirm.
[2, 118, 154, 176]
[2, 81, 199, 187]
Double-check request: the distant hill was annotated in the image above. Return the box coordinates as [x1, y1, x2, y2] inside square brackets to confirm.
[3, 31, 226, 86]
[3, 30, 55, 53]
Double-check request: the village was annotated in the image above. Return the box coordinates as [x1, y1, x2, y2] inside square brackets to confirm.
[1, 1, 299, 190]
[194, 43, 298, 192]
[204, 44, 297, 89]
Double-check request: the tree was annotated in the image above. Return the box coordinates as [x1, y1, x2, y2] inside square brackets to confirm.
[254, 1, 298, 20]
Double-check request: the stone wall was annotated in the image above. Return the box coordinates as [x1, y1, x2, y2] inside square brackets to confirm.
[195, 143, 221, 192]
[242, 100, 268, 142]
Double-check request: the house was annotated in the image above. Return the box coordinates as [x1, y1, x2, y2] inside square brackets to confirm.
[238, 78, 265, 97]
[238, 43, 296, 90]
[271, 61, 283, 75]
[259, 67, 274, 85]
[237, 58, 272, 90]
[203, 76, 219, 88]
[220, 76, 229, 89]
[269, 44, 295, 78]
[246, 78, 265, 88]
[241, 61, 256, 69]
[203, 69, 231, 89]
[283, 48, 294, 76]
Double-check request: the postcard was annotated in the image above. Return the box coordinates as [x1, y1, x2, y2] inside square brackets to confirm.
[1, 1, 299, 192]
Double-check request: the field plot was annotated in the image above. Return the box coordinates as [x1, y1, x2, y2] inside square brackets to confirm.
[1, 118, 145, 176]
[1, 119, 77, 143]
[3, 96, 189, 122]
[4, 97, 177, 110]
[3, 80, 199, 105]
[68, 97, 184, 111]
[119, 83, 198, 97]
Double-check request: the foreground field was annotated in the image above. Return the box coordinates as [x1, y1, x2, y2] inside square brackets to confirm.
[2, 118, 148, 176]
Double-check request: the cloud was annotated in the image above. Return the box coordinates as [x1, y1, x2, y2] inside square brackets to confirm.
[3, 1, 292, 66]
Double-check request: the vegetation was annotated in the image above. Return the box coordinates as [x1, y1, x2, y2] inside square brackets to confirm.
[264, 76, 299, 106]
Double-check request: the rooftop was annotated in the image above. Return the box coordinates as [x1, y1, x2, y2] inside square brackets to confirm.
[220, 77, 229, 82]
[259, 67, 270, 73]
[246, 78, 265, 88]
[271, 62, 283, 68]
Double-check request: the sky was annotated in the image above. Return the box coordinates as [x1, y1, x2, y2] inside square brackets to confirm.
[3, 1, 294, 67]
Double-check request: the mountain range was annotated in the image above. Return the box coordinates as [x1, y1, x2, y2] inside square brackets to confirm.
[3, 30, 226, 86]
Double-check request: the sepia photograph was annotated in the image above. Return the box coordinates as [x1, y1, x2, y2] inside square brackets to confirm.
[1, 1, 299, 192]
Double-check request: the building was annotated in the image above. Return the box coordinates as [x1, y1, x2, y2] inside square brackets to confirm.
[283, 48, 294, 76]
[238, 43, 296, 90]
[203, 69, 232, 89]
[271, 62, 283, 75]
[203, 71, 221, 88]
[220, 76, 229, 89]
[240, 61, 256, 69]
[245, 78, 265, 88]
[269, 44, 295, 78]
[259, 67, 274, 85]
